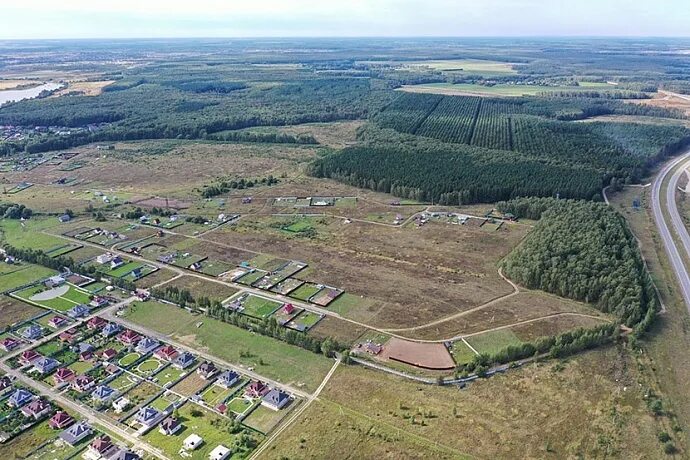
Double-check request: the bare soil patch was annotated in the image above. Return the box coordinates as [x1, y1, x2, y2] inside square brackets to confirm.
[380, 337, 455, 370]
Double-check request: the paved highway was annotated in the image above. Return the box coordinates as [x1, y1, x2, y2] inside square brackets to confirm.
[651, 150, 690, 312]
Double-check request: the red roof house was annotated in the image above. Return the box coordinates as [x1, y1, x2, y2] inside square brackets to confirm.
[49, 411, 74, 429]
[0, 337, 20, 352]
[118, 329, 141, 346]
[282, 303, 295, 315]
[101, 348, 118, 361]
[244, 381, 269, 398]
[53, 367, 76, 384]
[87, 317, 106, 330]
[154, 345, 178, 361]
[19, 350, 41, 366]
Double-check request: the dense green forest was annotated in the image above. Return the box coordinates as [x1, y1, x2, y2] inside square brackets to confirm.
[0, 66, 394, 155]
[309, 126, 604, 203]
[499, 197, 657, 329]
[309, 92, 690, 203]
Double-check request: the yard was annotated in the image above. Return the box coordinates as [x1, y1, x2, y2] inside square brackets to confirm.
[227, 396, 253, 416]
[0, 265, 57, 293]
[200, 385, 234, 407]
[240, 294, 282, 319]
[143, 402, 262, 459]
[0, 297, 42, 329]
[123, 301, 333, 392]
[286, 311, 323, 332]
[132, 358, 166, 377]
[151, 366, 187, 388]
[108, 373, 141, 393]
[289, 283, 322, 302]
[12, 283, 91, 312]
[171, 372, 209, 397]
[243, 403, 293, 434]
[118, 352, 142, 368]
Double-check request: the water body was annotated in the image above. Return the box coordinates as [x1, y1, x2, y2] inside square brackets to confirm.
[0, 82, 63, 105]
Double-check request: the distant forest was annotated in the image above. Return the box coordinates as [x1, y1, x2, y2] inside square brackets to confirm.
[310, 93, 690, 203]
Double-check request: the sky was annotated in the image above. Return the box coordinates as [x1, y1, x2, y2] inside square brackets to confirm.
[0, 0, 687, 39]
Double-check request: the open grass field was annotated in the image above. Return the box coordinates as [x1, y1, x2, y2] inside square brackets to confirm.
[407, 59, 518, 75]
[162, 276, 237, 302]
[0, 265, 57, 293]
[401, 290, 609, 341]
[143, 402, 262, 459]
[465, 329, 523, 355]
[0, 296, 42, 328]
[399, 81, 616, 97]
[122, 301, 333, 392]
[275, 349, 666, 459]
[207, 215, 526, 331]
[449, 340, 477, 364]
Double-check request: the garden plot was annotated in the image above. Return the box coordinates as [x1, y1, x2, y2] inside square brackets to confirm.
[140, 216, 183, 229]
[44, 243, 82, 258]
[252, 260, 307, 290]
[12, 283, 92, 312]
[289, 282, 323, 302]
[171, 372, 209, 397]
[310, 286, 343, 307]
[227, 293, 282, 319]
[0, 297, 43, 329]
[199, 259, 235, 277]
[271, 304, 303, 325]
[236, 269, 267, 286]
[200, 385, 235, 407]
[285, 310, 324, 332]
[270, 277, 304, 295]
[148, 391, 182, 412]
[222, 267, 251, 282]
[143, 402, 262, 460]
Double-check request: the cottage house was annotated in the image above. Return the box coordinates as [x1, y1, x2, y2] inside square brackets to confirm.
[88, 435, 115, 458]
[20, 324, 43, 340]
[134, 406, 164, 430]
[158, 417, 181, 436]
[71, 375, 95, 393]
[172, 351, 195, 369]
[8, 388, 34, 407]
[60, 420, 92, 446]
[92, 385, 117, 403]
[87, 317, 107, 330]
[135, 337, 159, 354]
[215, 370, 240, 389]
[0, 337, 20, 352]
[261, 389, 290, 411]
[118, 329, 141, 346]
[100, 348, 118, 361]
[33, 356, 59, 375]
[244, 381, 269, 399]
[19, 349, 41, 366]
[196, 361, 217, 380]
[209, 445, 231, 460]
[66, 304, 90, 319]
[154, 345, 178, 361]
[53, 367, 76, 385]
[102, 322, 121, 337]
[110, 257, 124, 269]
[21, 398, 51, 419]
[49, 411, 74, 430]
[47, 316, 67, 329]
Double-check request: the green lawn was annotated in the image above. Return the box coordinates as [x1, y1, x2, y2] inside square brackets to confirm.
[450, 340, 478, 365]
[200, 260, 235, 277]
[201, 385, 234, 406]
[288, 311, 323, 331]
[0, 219, 64, 251]
[12, 284, 89, 312]
[227, 397, 253, 416]
[68, 360, 94, 375]
[134, 358, 165, 376]
[118, 352, 141, 368]
[290, 283, 322, 301]
[152, 367, 186, 387]
[108, 373, 141, 392]
[243, 404, 292, 434]
[236, 270, 266, 285]
[465, 329, 523, 356]
[0, 265, 57, 292]
[241, 295, 281, 319]
[123, 301, 333, 392]
[106, 261, 143, 278]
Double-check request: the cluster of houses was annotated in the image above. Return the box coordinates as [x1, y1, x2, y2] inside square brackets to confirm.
[96, 253, 125, 270]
